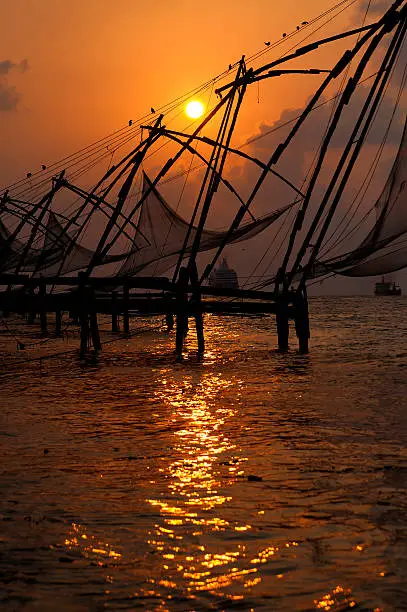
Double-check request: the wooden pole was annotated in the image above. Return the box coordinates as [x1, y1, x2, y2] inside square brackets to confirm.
[175, 267, 189, 357]
[55, 310, 62, 337]
[189, 261, 205, 355]
[276, 296, 289, 351]
[195, 310, 205, 355]
[123, 283, 130, 334]
[27, 286, 36, 324]
[293, 289, 310, 354]
[111, 291, 119, 332]
[89, 287, 102, 352]
[78, 272, 89, 359]
[39, 279, 47, 336]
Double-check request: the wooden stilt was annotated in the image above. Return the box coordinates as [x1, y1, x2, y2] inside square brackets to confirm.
[123, 283, 130, 334]
[111, 291, 119, 332]
[165, 312, 174, 331]
[89, 311, 101, 351]
[175, 267, 189, 356]
[89, 288, 102, 352]
[276, 297, 289, 351]
[78, 272, 89, 359]
[27, 287, 36, 324]
[55, 310, 62, 337]
[195, 311, 205, 355]
[189, 261, 205, 355]
[79, 314, 90, 358]
[69, 311, 79, 324]
[294, 288, 310, 354]
[39, 279, 47, 336]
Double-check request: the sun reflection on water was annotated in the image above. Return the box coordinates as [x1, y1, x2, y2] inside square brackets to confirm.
[140, 368, 300, 604]
[62, 522, 122, 563]
[314, 584, 383, 612]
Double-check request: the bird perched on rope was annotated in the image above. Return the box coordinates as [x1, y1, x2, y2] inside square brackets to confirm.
[151, 107, 155, 114]
[41, 164, 46, 170]
[282, 32, 287, 37]
[228, 63, 232, 70]
[128, 119, 133, 126]
[264, 41, 270, 46]
[26, 172, 32, 178]
[297, 25, 300, 30]
[302, 21, 309, 25]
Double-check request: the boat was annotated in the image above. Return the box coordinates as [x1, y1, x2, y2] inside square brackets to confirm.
[208, 258, 239, 290]
[374, 277, 402, 296]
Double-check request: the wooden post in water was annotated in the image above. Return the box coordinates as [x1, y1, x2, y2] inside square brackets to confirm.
[39, 278, 47, 336]
[123, 282, 130, 334]
[190, 261, 204, 355]
[111, 291, 119, 332]
[165, 312, 174, 331]
[294, 288, 310, 354]
[27, 286, 36, 324]
[78, 272, 89, 358]
[55, 309, 62, 337]
[175, 267, 189, 357]
[89, 287, 102, 352]
[195, 308, 205, 355]
[276, 295, 289, 352]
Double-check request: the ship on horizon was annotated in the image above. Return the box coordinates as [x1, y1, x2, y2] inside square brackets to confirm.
[374, 276, 402, 296]
[208, 258, 239, 290]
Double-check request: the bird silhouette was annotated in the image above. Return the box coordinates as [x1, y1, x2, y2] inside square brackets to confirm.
[282, 32, 287, 37]
[128, 119, 133, 126]
[301, 21, 309, 25]
[264, 41, 270, 46]
[41, 164, 46, 170]
[297, 25, 300, 30]
[228, 63, 232, 70]
[151, 107, 155, 114]
[26, 172, 32, 178]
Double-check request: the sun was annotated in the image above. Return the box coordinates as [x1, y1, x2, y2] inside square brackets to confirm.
[185, 100, 205, 119]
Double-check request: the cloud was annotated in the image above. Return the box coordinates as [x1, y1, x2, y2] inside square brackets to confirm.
[358, 0, 393, 16]
[0, 59, 29, 111]
[0, 83, 21, 111]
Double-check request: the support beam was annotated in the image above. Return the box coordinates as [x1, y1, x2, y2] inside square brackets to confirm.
[78, 272, 89, 359]
[293, 289, 310, 354]
[276, 297, 289, 351]
[111, 292, 119, 333]
[123, 283, 130, 334]
[39, 280, 47, 336]
[175, 267, 189, 357]
[55, 310, 62, 337]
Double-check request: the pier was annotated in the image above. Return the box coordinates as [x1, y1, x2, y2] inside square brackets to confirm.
[0, 273, 309, 356]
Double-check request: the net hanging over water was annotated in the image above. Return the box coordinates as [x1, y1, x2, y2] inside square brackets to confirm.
[319, 116, 407, 277]
[118, 173, 295, 277]
[1, 172, 295, 279]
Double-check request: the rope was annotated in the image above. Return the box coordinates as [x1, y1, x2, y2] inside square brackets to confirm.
[1, 0, 361, 203]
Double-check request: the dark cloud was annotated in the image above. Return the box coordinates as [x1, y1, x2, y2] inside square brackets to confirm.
[0, 83, 21, 111]
[0, 59, 29, 75]
[358, 0, 393, 16]
[0, 59, 29, 111]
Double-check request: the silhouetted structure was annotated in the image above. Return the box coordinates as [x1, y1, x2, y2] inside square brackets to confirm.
[1, 0, 407, 358]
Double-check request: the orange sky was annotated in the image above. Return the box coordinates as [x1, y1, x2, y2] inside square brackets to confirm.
[1, 0, 375, 188]
[2, 0, 405, 293]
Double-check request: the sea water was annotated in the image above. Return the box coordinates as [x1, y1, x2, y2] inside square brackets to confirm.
[1, 297, 407, 611]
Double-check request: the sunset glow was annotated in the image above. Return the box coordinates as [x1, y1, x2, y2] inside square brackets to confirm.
[185, 100, 205, 119]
